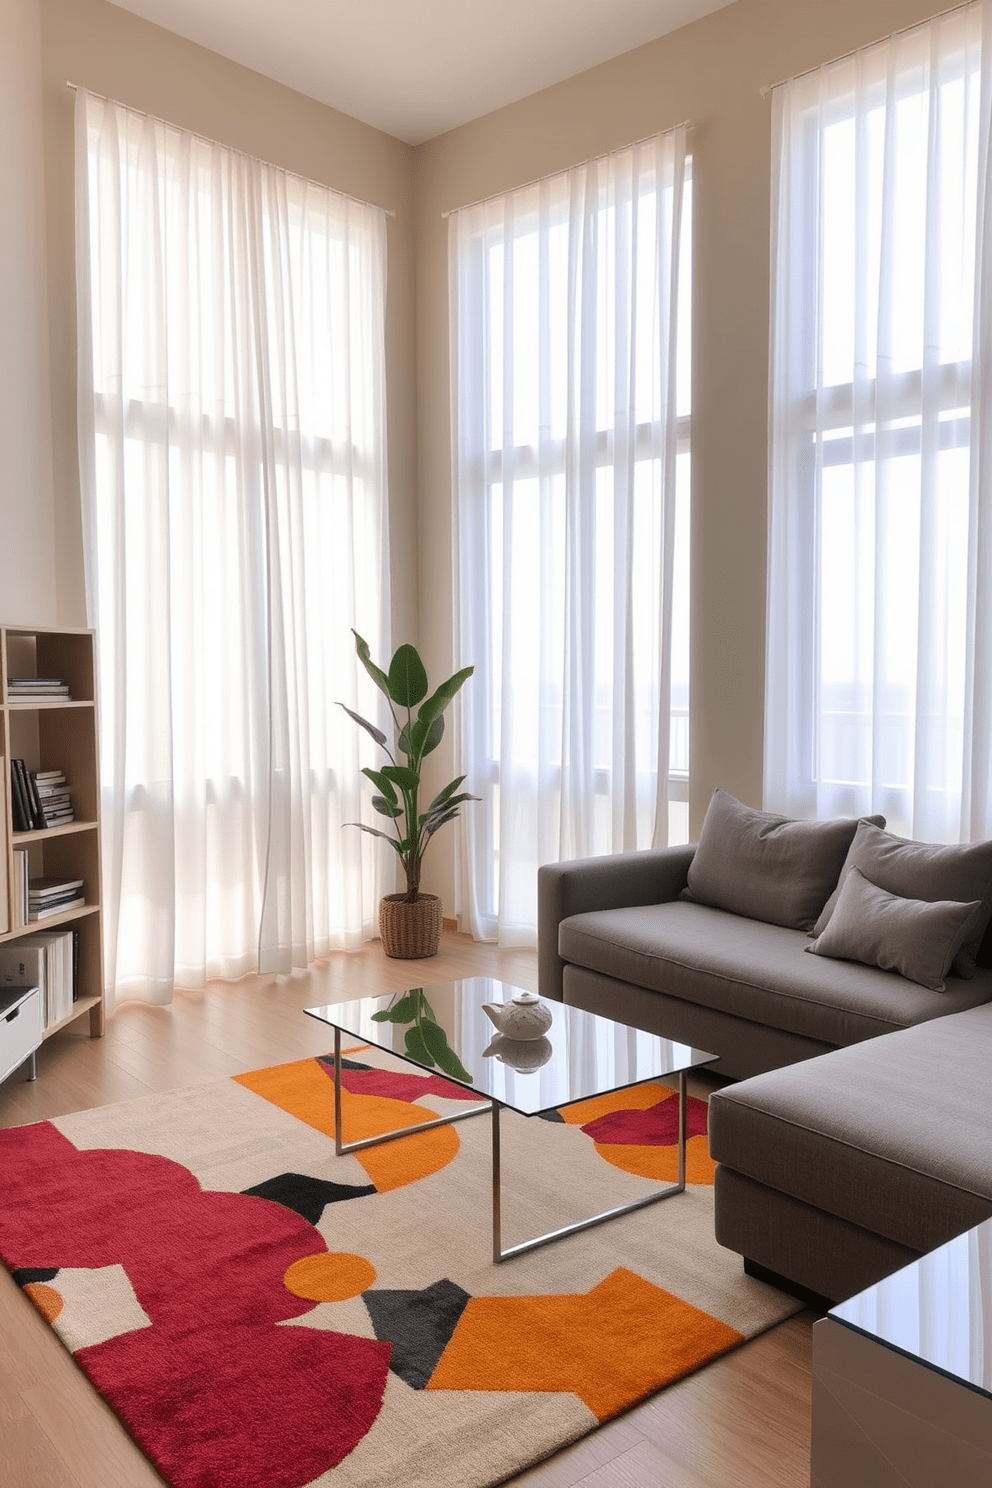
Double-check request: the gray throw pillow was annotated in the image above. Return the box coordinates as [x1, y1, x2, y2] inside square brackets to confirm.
[681, 788, 885, 932]
[813, 820, 992, 977]
[805, 866, 981, 992]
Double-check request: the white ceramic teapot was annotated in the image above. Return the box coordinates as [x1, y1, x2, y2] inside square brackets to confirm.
[481, 990, 552, 1041]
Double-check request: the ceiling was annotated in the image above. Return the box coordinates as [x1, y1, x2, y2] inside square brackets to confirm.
[110, 0, 737, 145]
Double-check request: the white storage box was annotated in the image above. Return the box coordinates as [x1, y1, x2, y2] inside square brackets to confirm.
[0, 985, 42, 1084]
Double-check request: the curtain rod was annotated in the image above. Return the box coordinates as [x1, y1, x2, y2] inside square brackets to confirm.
[440, 120, 693, 219]
[759, 0, 976, 97]
[65, 80, 396, 218]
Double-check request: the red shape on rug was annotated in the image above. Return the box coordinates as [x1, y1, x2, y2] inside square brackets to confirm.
[329, 1060, 483, 1106]
[581, 1094, 709, 1147]
[0, 1121, 390, 1488]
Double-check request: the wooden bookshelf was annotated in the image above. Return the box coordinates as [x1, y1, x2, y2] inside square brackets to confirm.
[0, 625, 104, 1055]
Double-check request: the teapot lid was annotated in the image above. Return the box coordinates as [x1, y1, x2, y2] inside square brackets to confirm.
[511, 990, 539, 1005]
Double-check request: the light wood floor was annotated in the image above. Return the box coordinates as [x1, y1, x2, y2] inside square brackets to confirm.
[0, 930, 815, 1488]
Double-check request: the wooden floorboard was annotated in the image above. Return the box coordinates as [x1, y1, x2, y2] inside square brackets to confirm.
[0, 930, 814, 1488]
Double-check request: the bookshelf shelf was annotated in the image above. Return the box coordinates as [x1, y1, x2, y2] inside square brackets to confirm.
[13, 821, 98, 845]
[0, 624, 105, 1070]
[7, 700, 96, 710]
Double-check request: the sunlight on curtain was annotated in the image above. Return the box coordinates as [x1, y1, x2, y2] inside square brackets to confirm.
[450, 129, 690, 944]
[74, 90, 390, 1006]
[765, 3, 992, 844]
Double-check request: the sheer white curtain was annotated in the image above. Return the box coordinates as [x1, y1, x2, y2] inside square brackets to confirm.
[766, 3, 992, 844]
[450, 128, 690, 944]
[74, 89, 390, 1007]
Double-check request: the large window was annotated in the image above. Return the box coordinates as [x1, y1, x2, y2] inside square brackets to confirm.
[75, 90, 390, 1003]
[766, 3, 992, 844]
[450, 129, 691, 942]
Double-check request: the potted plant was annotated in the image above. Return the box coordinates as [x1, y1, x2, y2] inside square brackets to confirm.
[341, 631, 478, 958]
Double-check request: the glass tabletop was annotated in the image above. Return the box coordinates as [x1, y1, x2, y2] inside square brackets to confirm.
[830, 1217, 992, 1399]
[305, 976, 717, 1118]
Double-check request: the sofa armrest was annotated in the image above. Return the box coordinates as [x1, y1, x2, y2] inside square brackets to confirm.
[537, 844, 696, 1002]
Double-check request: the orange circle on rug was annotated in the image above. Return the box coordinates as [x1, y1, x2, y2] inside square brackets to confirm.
[24, 1282, 63, 1322]
[283, 1252, 376, 1301]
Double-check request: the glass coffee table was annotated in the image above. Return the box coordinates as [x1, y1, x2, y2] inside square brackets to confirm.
[305, 977, 717, 1263]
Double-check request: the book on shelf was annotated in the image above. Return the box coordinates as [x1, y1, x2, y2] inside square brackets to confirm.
[24, 764, 45, 828]
[29, 898, 85, 921]
[10, 758, 42, 829]
[11, 850, 29, 928]
[28, 877, 85, 921]
[7, 677, 72, 701]
[8, 760, 74, 829]
[30, 877, 85, 899]
[9, 758, 31, 831]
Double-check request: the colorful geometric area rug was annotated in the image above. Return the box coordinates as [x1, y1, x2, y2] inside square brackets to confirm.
[0, 1045, 800, 1488]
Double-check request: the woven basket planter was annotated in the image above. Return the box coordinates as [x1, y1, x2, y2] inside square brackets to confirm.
[378, 892, 443, 959]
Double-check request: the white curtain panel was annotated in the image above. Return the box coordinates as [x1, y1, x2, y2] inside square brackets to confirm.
[74, 90, 390, 1006]
[765, 3, 992, 844]
[450, 128, 687, 944]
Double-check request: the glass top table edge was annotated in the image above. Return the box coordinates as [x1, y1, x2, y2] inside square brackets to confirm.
[827, 1314, 992, 1402]
[828, 1215, 992, 1401]
[304, 976, 718, 1118]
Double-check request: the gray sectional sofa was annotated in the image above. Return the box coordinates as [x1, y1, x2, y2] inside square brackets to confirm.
[537, 791, 992, 1301]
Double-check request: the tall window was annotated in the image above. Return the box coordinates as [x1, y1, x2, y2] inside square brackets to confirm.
[450, 128, 691, 943]
[75, 90, 390, 1004]
[766, 3, 992, 844]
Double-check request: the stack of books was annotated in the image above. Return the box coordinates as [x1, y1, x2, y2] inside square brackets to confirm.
[34, 769, 74, 827]
[8, 760, 74, 830]
[28, 877, 85, 921]
[7, 676, 72, 702]
[0, 928, 79, 1028]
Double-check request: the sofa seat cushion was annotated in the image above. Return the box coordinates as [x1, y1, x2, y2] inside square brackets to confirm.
[557, 900, 992, 1047]
[708, 1003, 992, 1256]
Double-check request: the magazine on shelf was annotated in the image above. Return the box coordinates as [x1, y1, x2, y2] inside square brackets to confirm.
[7, 677, 71, 700]
[29, 898, 85, 921]
[29, 877, 85, 900]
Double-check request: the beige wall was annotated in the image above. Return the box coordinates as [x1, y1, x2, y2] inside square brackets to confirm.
[0, 0, 56, 624]
[413, 0, 946, 909]
[36, 0, 418, 638]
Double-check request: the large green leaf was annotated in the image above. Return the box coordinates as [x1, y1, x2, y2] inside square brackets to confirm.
[398, 714, 445, 762]
[338, 703, 387, 750]
[362, 767, 397, 804]
[421, 805, 461, 838]
[371, 795, 403, 818]
[387, 644, 429, 708]
[419, 715, 445, 758]
[345, 822, 404, 855]
[424, 777, 465, 814]
[352, 630, 391, 697]
[417, 667, 474, 726]
[420, 790, 477, 825]
[381, 763, 420, 792]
